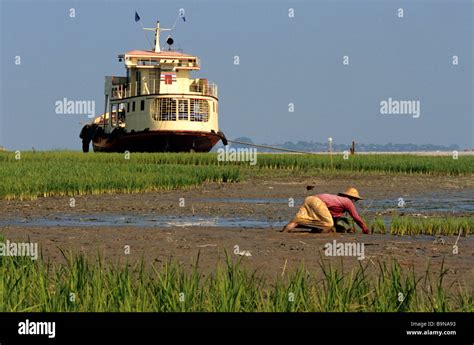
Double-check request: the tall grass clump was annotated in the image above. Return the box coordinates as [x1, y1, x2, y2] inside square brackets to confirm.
[390, 216, 473, 236]
[0, 152, 240, 200]
[1, 151, 471, 199]
[253, 154, 473, 175]
[0, 250, 472, 312]
[362, 216, 473, 236]
[363, 216, 388, 234]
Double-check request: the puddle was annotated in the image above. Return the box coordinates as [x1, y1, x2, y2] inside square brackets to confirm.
[202, 189, 474, 214]
[0, 214, 286, 229]
[1, 190, 470, 229]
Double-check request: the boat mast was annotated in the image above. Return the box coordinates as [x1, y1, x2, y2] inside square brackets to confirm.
[144, 21, 172, 52]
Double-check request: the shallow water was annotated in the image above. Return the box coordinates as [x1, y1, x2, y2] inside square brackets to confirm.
[0, 214, 286, 229]
[1, 190, 470, 229]
[202, 189, 474, 214]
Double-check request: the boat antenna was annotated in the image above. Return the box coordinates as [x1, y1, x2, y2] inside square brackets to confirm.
[143, 21, 172, 52]
[142, 11, 185, 52]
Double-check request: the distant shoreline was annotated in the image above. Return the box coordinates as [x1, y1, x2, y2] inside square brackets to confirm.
[0, 148, 473, 156]
[254, 151, 474, 156]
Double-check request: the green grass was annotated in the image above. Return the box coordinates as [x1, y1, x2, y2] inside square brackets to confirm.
[0, 151, 472, 200]
[247, 153, 472, 175]
[369, 217, 388, 234]
[389, 216, 473, 236]
[0, 152, 240, 200]
[362, 216, 473, 236]
[0, 251, 472, 312]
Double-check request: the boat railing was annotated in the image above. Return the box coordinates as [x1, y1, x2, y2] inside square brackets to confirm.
[111, 80, 218, 100]
[189, 81, 218, 98]
[111, 81, 159, 100]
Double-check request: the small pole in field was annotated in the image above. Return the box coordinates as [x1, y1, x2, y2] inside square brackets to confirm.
[328, 137, 333, 169]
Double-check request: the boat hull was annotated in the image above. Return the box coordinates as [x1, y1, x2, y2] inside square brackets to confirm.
[90, 129, 223, 153]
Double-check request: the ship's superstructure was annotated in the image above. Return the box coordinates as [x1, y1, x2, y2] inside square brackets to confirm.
[80, 20, 227, 152]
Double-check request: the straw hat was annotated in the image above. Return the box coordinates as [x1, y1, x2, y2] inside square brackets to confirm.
[338, 187, 364, 200]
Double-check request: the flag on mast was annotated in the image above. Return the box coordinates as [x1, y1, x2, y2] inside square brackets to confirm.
[179, 9, 186, 22]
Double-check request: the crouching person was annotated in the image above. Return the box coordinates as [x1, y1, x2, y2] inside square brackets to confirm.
[281, 187, 370, 234]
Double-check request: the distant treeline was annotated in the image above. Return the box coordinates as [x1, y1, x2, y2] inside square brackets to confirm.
[217, 137, 462, 152]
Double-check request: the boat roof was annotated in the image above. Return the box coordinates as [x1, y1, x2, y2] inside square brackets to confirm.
[123, 50, 196, 59]
[120, 49, 200, 70]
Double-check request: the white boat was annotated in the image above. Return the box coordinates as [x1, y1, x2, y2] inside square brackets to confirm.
[80, 19, 227, 152]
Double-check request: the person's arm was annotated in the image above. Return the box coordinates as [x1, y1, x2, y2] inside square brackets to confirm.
[343, 200, 370, 234]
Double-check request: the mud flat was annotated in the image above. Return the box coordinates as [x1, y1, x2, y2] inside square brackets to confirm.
[1, 174, 472, 288]
[1, 174, 473, 219]
[1, 225, 473, 286]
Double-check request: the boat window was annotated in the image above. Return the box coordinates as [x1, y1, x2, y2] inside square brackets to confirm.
[152, 99, 159, 120]
[190, 99, 209, 122]
[110, 104, 118, 127]
[132, 102, 136, 112]
[136, 70, 141, 95]
[141, 100, 145, 111]
[137, 59, 158, 66]
[159, 98, 177, 121]
[118, 103, 126, 127]
[127, 102, 130, 112]
[178, 100, 189, 120]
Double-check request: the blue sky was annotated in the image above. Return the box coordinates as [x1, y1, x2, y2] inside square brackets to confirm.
[0, 0, 472, 150]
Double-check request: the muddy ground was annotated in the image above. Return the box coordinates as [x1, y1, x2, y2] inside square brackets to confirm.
[1, 174, 473, 286]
